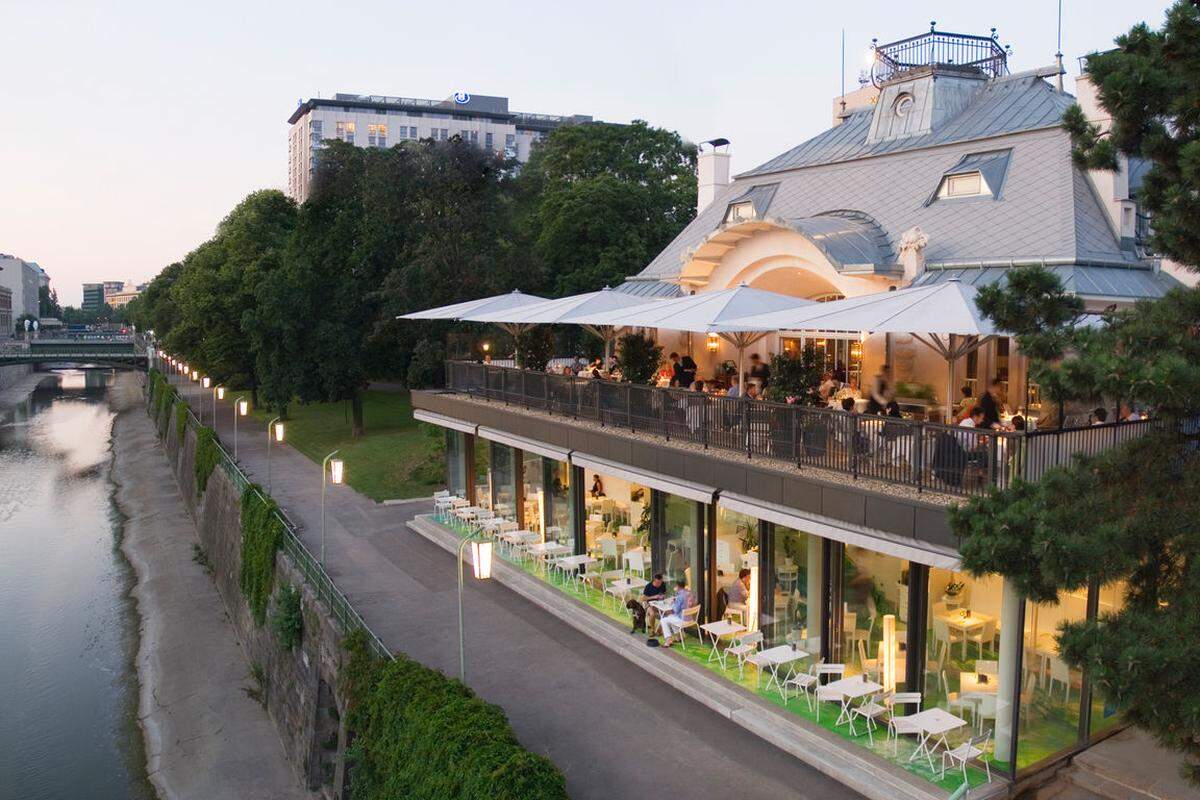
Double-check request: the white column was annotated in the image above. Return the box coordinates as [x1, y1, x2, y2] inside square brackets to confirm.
[806, 536, 824, 653]
[995, 578, 1023, 761]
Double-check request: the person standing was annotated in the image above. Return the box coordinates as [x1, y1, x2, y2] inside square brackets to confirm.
[866, 364, 893, 414]
[749, 353, 770, 388]
[978, 379, 1006, 430]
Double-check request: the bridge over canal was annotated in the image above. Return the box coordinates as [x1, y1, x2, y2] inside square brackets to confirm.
[0, 337, 149, 369]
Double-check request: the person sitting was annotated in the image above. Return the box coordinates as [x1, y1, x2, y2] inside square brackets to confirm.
[726, 374, 742, 399]
[641, 573, 668, 632]
[745, 383, 761, 401]
[955, 385, 976, 422]
[1119, 402, 1142, 422]
[840, 396, 856, 413]
[959, 406, 984, 429]
[660, 578, 695, 647]
[1091, 407, 1109, 425]
[1011, 414, 1026, 431]
[819, 371, 839, 401]
[692, 379, 706, 392]
[885, 399, 902, 418]
[725, 568, 751, 623]
[590, 475, 605, 498]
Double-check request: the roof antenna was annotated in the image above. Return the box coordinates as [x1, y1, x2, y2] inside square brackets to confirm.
[1055, 0, 1065, 91]
[839, 28, 847, 117]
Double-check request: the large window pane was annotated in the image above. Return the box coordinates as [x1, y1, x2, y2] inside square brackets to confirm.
[522, 450, 543, 533]
[582, 469, 647, 570]
[446, 430, 466, 497]
[1089, 581, 1126, 738]
[660, 494, 701, 591]
[715, 507, 759, 629]
[489, 442, 516, 520]
[842, 546, 908, 681]
[764, 525, 817, 649]
[545, 458, 573, 549]
[925, 570, 1009, 767]
[1019, 591, 1086, 767]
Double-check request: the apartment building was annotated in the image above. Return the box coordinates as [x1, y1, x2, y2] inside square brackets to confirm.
[0, 254, 42, 320]
[287, 91, 594, 202]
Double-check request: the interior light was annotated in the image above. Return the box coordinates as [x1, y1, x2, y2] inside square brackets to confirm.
[706, 333, 720, 353]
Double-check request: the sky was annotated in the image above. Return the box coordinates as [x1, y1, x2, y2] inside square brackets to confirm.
[0, 0, 1174, 306]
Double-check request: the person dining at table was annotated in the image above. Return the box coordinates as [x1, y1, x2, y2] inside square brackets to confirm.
[726, 374, 742, 399]
[590, 475, 605, 498]
[660, 578, 695, 647]
[745, 383, 762, 401]
[726, 568, 751, 623]
[641, 573, 668, 632]
[819, 371, 839, 401]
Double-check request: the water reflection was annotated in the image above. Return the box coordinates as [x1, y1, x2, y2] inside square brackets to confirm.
[0, 370, 153, 800]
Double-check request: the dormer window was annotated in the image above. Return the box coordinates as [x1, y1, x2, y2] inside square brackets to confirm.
[928, 149, 1012, 204]
[727, 201, 755, 223]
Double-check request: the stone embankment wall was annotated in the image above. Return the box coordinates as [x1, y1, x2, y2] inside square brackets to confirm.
[0, 362, 32, 391]
[155, 398, 348, 796]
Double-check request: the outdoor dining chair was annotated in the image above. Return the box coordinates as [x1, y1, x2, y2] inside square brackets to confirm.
[813, 664, 847, 722]
[783, 658, 823, 709]
[940, 731, 992, 784]
[886, 692, 924, 755]
[725, 631, 764, 679]
[849, 692, 890, 744]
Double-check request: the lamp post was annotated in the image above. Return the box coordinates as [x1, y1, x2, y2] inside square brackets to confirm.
[321, 451, 344, 567]
[233, 395, 248, 460]
[267, 417, 284, 494]
[457, 536, 493, 682]
[201, 377, 211, 424]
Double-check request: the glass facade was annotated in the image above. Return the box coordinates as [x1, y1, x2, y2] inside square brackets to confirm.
[433, 421, 1126, 786]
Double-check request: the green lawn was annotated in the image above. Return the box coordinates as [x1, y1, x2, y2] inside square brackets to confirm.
[213, 389, 443, 501]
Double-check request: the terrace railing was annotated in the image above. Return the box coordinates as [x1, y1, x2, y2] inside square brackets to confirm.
[446, 361, 1166, 499]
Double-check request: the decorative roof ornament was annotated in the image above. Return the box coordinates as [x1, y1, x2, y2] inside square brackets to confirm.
[868, 26, 1009, 88]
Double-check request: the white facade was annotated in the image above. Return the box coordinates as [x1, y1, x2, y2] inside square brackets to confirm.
[0, 254, 40, 320]
[288, 92, 594, 203]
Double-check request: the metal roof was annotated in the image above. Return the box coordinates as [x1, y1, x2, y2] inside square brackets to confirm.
[742, 73, 1073, 177]
[910, 265, 1180, 300]
[613, 279, 684, 299]
[787, 213, 894, 271]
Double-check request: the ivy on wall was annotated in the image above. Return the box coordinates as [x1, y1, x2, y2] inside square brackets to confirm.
[272, 583, 303, 650]
[194, 426, 220, 494]
[239, 486, 284, 625]
[341, 631, 567, 800]
[175, 400, 190, 446]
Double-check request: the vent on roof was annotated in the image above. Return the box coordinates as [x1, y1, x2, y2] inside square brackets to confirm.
[927, 149, 1011, 204]
[721, 183, 779, 226]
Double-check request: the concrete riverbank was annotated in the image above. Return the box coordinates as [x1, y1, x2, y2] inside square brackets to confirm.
[108, 371, 313, 800]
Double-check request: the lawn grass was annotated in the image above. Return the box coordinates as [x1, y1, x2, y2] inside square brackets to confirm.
[215, 389, 443, 501]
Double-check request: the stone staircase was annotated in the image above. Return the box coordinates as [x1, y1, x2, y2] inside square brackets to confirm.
[1031, 728, 1199, 800]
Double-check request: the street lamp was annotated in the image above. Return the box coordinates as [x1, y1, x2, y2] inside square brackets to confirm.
[233, 396, 249, 460]
[457, 537, 493, 682]
[321, 451, 344, 567]
[201, 377, 211, 424]
[267, 417, 284, 494]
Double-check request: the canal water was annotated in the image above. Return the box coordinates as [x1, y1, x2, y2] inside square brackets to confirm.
[0, 370, 154, 800]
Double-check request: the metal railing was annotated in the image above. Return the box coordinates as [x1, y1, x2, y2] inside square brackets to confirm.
[872, 27, 1009, 85]
[149, 374, 393, 661]
[446, 361, 1166, 499]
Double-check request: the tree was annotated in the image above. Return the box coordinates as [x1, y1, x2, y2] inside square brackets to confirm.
[514, 326, 554, 372]
[614, 332, 662, 384]
[763, 346, 824, 405]
[38, 285, 61, 318]
[517, 121, 697, 295]
[126, 261, 183, 337]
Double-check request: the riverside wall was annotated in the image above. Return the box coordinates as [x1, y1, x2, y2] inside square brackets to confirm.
[153, 393, 350, 796]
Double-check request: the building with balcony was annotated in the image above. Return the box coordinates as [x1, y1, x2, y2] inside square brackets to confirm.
[406, 27, 1174, 797]
[287, 91, 595, 203]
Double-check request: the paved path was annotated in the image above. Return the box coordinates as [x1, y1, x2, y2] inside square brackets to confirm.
[176, 378, 862, 800]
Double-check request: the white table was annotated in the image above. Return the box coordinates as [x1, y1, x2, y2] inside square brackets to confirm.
[821, 675, 884, 728]
[498, 529, 540, 557]
[748, 645, 810, 699]
[554, 554, 598, 572]
[526, 542, 571, 573]
[937, 611, 994, 659]
[905, 708, 968, 770]
[699, 620, 746, 668]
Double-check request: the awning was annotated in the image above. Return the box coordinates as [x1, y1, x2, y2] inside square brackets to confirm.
[718, 491, 961, 570]
[413, 409, 477, 435]
[476, 427, 570, 462]
[570, 453, 716, 504]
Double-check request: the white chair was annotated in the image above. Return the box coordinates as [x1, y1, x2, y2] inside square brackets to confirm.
[933, 617, 964, 657]
[783, 658, 822, 708]
[725, 631, 764, 679]
[926, 639, 950, 697]
[850, 692, 890, 744]
[663, 605, 701, 647]
[625, 550, 648, 581]
[975, 694, 998, 734]
[886, 692, 924, 755]
[600, 537, 619, 568]
[1049, 658, 1073, 706]
[941, 731, 992, 784]
[857, 639, 879, 683]
[968, 619, 996, 658]
[602, 573, 634, 607]
[813, 664, 847, 722]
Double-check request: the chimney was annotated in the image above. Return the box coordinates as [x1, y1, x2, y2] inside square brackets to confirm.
[697, 139, 731, 215]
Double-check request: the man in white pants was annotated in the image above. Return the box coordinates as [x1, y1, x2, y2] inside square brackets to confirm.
[660, 578, 695, 646]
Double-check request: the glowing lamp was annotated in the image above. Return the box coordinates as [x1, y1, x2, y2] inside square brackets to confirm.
[706, 333, 720, 353]
[273, 421, 285, 443]
[202, 376, 211, 389]
[329, 458, 344, 485]
[191, 369, 199, 381]
[481, 342, 491, 353]
[880, 614, 897, 692]
[216, 386, 225, 400]
[471, 540, 493, 580]
[238, 399, 249, 416]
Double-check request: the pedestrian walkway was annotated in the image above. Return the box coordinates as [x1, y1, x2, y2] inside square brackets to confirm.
[176, 380, 864, 800]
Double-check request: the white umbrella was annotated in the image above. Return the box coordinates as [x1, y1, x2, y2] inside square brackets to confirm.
[573, 284, 815, 384]
[464, 286, 665, 365]
[396, 289, 546, 322]
[723, 279, 1002, 420]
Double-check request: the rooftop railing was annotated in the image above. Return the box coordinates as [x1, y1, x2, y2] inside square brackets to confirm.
[446, 361, 1166, 499]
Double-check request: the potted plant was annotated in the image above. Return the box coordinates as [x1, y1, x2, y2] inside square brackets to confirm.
[943, 580, 966, 609]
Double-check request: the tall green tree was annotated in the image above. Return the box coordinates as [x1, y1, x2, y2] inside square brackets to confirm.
[38, 285, 61, 318]
[517, 121, 697, 295]
[958, 5, 1200, 779]
[127, 261, 183, 337]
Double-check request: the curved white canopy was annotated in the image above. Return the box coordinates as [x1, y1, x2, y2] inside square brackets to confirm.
[396, 289, 546, 320]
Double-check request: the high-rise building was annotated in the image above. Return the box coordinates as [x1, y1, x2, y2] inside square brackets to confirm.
[0, 254, 41, 320]
[0, 285, 12, 336]
[82, 283, 105, 311]
[287, 91, 594, 203]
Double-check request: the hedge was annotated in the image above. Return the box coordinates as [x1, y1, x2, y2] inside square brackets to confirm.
[239, 486, 284, 625]
[194, 425, 220, 494]
[175, 400, 190, 446]
[342, 631, 567, 800]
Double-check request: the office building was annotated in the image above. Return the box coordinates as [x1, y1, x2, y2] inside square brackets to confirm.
[82, 283, 105, 311]
[0, 254, 41, 320]
[287, 91, 594, 202]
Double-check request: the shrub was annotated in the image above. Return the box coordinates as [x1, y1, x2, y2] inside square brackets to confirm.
[239, 487, 284, 625]
[194, 426, 220, 494]
[615, 331, 662, 384]
[514, 326, 555, 372]
[272, 583, 303, 650]
[763, 345, 824, 405]
[406, 337, 446, 389]
[175, 400, 190, 446]
[341, 631, 567, 800]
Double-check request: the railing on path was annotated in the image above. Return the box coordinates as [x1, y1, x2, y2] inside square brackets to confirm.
[446, 360, 1167, 499]
[149, 373, 393, 661]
